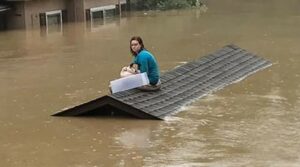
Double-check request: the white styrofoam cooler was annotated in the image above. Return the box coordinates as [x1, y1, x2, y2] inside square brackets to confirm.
[110, 73, 149, 93]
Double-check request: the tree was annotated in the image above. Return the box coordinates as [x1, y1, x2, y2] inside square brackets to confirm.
[130, 0, 200, 10]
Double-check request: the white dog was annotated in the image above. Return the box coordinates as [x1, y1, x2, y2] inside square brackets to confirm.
[120, 63, 140, 78]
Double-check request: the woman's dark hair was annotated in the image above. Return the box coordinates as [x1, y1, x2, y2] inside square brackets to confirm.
[130, 36, 145, 56]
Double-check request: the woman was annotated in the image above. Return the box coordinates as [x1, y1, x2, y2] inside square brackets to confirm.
[130, 36, 161, 91]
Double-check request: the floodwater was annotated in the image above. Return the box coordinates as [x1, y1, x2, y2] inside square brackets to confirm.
[1, 0, 300, 166]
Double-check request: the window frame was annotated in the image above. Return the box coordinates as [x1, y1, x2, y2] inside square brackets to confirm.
[90, 5, 116, 25]
[45, 10, 63, 34]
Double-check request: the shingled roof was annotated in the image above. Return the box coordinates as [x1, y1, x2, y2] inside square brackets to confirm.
[53, 45, 272, 120]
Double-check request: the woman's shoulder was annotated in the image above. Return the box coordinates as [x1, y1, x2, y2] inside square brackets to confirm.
[139, 49, 153, 57]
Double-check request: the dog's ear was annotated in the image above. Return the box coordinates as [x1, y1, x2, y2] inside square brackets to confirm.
[132, 64, 138, 70]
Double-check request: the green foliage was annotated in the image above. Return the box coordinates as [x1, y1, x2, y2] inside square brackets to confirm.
[130, 0, 200, 10]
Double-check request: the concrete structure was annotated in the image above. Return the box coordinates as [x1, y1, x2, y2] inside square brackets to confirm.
[1, 0, 127, 30]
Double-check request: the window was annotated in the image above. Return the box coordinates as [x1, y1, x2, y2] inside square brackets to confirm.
[40, 10, 64, 34]
[91, 10, 104, 26]
[89, 5, 117, 27]
[105, 8, 116, 18]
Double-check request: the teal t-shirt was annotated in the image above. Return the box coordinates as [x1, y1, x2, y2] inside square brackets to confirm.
[133, 49, 160, 85]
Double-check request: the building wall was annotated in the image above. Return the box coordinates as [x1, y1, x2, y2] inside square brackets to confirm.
[83, 0, 120, 21]
[84, 0, 118, 9]
[0, 13, 7, 30]
[7, 2, 26, 29]
[74, 0, 85, 22]
[24, 0, 67, 29]
[5, 0, 127, 30]
[66, 0, 84, 22]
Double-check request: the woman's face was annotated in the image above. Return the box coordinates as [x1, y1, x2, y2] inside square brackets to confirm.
[131, 40, 141, 54]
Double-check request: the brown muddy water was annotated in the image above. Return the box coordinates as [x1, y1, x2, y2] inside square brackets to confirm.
[1, 0, 300, 166]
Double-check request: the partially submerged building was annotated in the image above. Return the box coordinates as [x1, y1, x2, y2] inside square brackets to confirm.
[0, 4, 10, 30]
[1, 0, 127, 31]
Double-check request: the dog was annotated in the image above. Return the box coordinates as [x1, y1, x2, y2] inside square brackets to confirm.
[120, 63, 140, 78]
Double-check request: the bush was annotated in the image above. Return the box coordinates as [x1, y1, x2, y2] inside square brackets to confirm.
[130, 0, 201, 10]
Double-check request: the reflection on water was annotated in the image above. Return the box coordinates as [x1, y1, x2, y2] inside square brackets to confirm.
[1, 0, 300, 166]
[88, 17, 122, 33]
